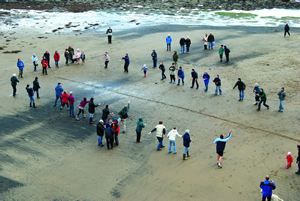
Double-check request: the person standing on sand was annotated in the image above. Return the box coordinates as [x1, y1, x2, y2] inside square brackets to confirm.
[213, 75, 222, 95]
[33, 77, 40, 99]
[135, 117, 146, 143]
[105, 125, 114, 150]
[166, 34, 172, 51]
[167, 127, 182, 154]
[151, 50, 157, 68]
[179, 36, 185, 53]
[277, 87, 286, 112]
[32, 53, 38, 71]
[158, 62, 166, 80]
[219, 45, 224, 62]
[102, 105, 113, 124]
[169, 63, 176, 84]
[26, 84, 36, 108]
[97, 119, 105, 147]
[260, 175, 276, 201]
[118, 100, 130, 133]
[203, 33, 208, 50]
[103, 52, 110, 69]
[253, 83, 260, 105]
[64, 49, 69, 65]
[10, 73, 19, 97]
[88, 98, 101, 124]
[141, 64, 148, 78]
[54, 83, 63, 106]
[284, 22, 290, 37]
[112, 118, 120, 146]
[68, 91, 75, 118]
[122, 53, 130, 73]
[53, 51, 60, 68]
[44, 51, 51, 68]
[203, 71, 210, 92]
[173, 51, 178, 69]
[76, 97, 89, 120]
[190, 69, 199, 89]
[17, 58, 24, 78]
[214, 130, 233, 168]
[81, 51, 85, 65]
[41, 56, 48, 75]
[148, 121, 166, 151]
[286, 152, 293, 169]
[60, 90, 69, 111]
[177, 66, 185, 86]
[208, 33, 215, 50]
[224, 45, 230, 62]
[183, 129, 192, 160]
[185, 36, 191, 53]
[68, 46, 74, 63]
[295, 145, 300, 174]
[106, 27, 113, 44]
[257, 88, 269, 111]
[233, 78, 246, 101]
[75, 49, 81, 65]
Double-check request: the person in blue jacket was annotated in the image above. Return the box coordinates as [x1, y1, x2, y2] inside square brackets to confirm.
[151, 50, 157, 68]
[214, 130, 233, 168]
[166, 34, 172, 51]
[203, 71, 210, 92]
[260, 175, 276, 201]
[183, 129, 192, 160]
[177, 66, 185, 86]
[105, 126, 115, 150]
[122, 53, 130, 73]
[17, 58, 25, 78]
[54, 83, 63, 106]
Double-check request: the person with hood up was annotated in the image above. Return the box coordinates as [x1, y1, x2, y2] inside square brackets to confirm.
[148, 121, 166, 151]
[33, 77, 41, 99]
[112, 118, 120, 146]
[122, 53, 130, 73]
[10, 73, 19, 97]
[64, 49, 69, 65]
[214, 130, 233, 168]
[76, 97, 89, 120]
[169, 63, 176, 84]
[103, 52, 110, 69]
[203, 71, 210, 92]
[68, 45, 74, 63]
[106, 27, 113, 44]
[224, 45, 230, 62]
[151, 50, 157, 68]
[26, 84, 36, 108]
[212, 75, 222, 95]
[179, 36, 185, 53]
[208, 33, 215, 50]
[158, 62, 166, 80]
[253, 83, 260, 105]
[44, 51, 51, 68]
[203, 33, 208, 50]
[60, 90, 69, 111]
[177, 66, 185, 86]
[32, 53, 38, 71]
[233, 78, 246, 101]
[41, 56, 48, 75]
[53, 50, 60, 67]
[167, 127, 182, 154]
[17, 58, 25, 78]
[277, 87, 286, 112]
[284, 22, 290, 37]
[54, 83, 63, 106]
[183, 129, 192, 160]
[166, 34, 172, 51]
[105, 125, 114, 150]
[141, 64, 148, 77]
[118, 100, 130, 133]
[135, 117, 146, 143]
[185, 36, 191, 53]
[75, 49, 81, 64]
[88, 98, 101, 124]
[81, 51, 85, 65]
[97, 119, 105, 147]
[68, 91, 75, 117]
[257, 88, 269, 111]
[260, 175, 276, 201]
[173, 51, 178, 69]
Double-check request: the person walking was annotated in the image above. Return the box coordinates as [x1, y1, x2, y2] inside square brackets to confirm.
[44, 51, 51, 68]
[219, 45, 224, 62]
[54, 83, 63, 106]
[141, 64, 148, 78]
[233, 78, 246, 101]
[257, 88, 269, 111]
[296, 145, 300, 174]
[41, 56, 48, 75]
[169, 63, 176, 84]
[203, 71, 210, 92]
[179, 36, 185, 53]
[260, 175, 276, 201]
[81, 51, 85, 65]
[185, 36, 191, 53]
[166, 34, 172, 51]
[33, 77, 40, 99]
[177, 66, 185, 86]
[68, 45, 74, 63]
[203, 33, 208, 50]
[102, 105, 113, 124]
[64, 49, 69, 65]
[148, 121, 166, 151]
[213, 75, 222, 95]
[167, 127, 182, 154]
[122, 53, 130, 73]
[17, 58, 25, 78]
[135, 117, 146, 143]
[284, 22, 290, 37]
[158, 62, 166, 80]
[26, 84, 36, 108]
[208, 33, 215, 50]
[253, 83, 260, 105]
[105, 126, 114, 150]
[76, 97, 89, 120]
[68, 91, 75, 118]
[214, 130, 233, 168]
[32, 53, 38, 71]
[53, 50, 60, 68]
[117, 100, 130, 133]
[151, 50, 157, 68]
[224, 45, 230, 62]
[103, 52, 110, 69]
[183, 129, 192, 160]
[10, 73, 19, 97]
[277, 87, 286, 112]
[112, 118, 120, 146]
[97, 119, 105, 147]
[60, 90, 69, 110]
[173, 51, 178, 69]
[106, 27, 112, 44]
[190, 69, 199, 89]
[88, 98, 101, 124]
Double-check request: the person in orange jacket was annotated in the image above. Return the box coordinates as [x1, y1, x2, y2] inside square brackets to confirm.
[112, 118, 120, 146]
[60, 90, 69, 110]
[286, 152, 293, 169]
[54, 50, 60, 67]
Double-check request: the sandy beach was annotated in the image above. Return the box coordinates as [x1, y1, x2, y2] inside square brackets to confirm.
[0, 23, 300, 200]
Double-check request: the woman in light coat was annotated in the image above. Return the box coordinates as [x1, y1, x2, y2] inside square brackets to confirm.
[203, 33, 208, 50]
[167, 127, 182, 154]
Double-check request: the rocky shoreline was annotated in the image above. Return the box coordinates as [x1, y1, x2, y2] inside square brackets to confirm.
[0, 0, 299, 12]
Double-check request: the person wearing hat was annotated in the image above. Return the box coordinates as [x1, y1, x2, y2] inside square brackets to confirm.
[33, 77, 41, 99]
[44, 51, 51, 68]
[260, 175, 276, 201]
[214, 130, 233, 168]
[97, 120, 105, 147]
[60, 90, 69, 110]
[182, 129, 192, 160]
[68, 45, 74, 63]
[88, 98, 101, 124]
[296, 145, 300, 174]
[26, 84, 36, 108]
[166, 34, 172, 51]
[151, 50, 157, 68]
[253, 83, 260, 105]
[54, 83, 63, 106]
[233, 78, 246, 101]
[17, 58, 25, 78]
[219, 45, 224, 62]
[32, 53, 38, 71]
[148, 121, 166, 151]
[118, 100, 130, 133]
[10, 73, 19, 97]
[135, 117, 146, 143]
[185, 36, 191, 53]
[106, 27, 113, 44]
[257, 88, 269, 111]
[53, 50, 60, 68]
[112, 118, 120, 146]
[68, 91, 75, 117]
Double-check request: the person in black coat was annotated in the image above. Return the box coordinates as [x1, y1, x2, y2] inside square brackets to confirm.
[158, 62, 166, 80]
[106, 27, 112, 44]
[33, 77, 41, 99]
[88, 98, 100, 124]
[213, 75, 222, 95]
[185, 36, 191, 53]
[97, 120, 105, 147]
[190, 69, 199, 89]
[284, 22, 290, 37]
[179, 36, 185, 53]
[102, 105, 113, 124]
[207, 33, 215, 50]
[105, 126, 114, 150]
[151, 50, 157, 68]
[26, 84, 36, 108]
[44, 51, 51, 68]
[224, 45, 230, 62]
[10, 73, 19, 97]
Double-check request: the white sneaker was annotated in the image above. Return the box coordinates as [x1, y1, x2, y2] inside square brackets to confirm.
[83, 115, 87, 118]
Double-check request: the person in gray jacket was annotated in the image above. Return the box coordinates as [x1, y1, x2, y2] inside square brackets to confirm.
[10, 73, 19, 97]
[277, 87, 286, 112]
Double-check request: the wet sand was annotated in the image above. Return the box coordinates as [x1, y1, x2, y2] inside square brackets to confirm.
[0, 24, 300, 200]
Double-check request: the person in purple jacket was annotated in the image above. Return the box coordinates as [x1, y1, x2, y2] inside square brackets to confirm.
[68, 91, 75, 118]
[75, 97, 89, 121]
[214, 130, 233, 168]
[102, 52, 110, 69]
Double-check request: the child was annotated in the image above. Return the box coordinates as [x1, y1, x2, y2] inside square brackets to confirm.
[60, 90, 69, 110]
[75, 48, 81, 64]
[286, 152, 293, 169]
[81, 51, 85, 65]
[167, 127, 182, 154]
[141, 64, 148, 77]
[76, 97, 89, 121]
[183, 129, 192, 160]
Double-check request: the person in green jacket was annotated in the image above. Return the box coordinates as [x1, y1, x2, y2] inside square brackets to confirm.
[257, 88, 269, 111]
[219, 45, 224, 62]
[118, 100, 130, 133]
[135, 117, 146, 143]
[173, 51, 178, 70]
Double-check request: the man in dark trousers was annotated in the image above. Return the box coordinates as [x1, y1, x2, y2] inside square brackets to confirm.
[68, 45, 74, 63]
[213, 75, 222, 95]
[296, 145, 300, 174]
[208, 33, 215, 50]
[158, 62, 166, 80]
[106, 27, 112, 44]
[10, 73, 19, 97]
[97, 120, 105, 147]
[105, 125, 114, 150]
[33, 77, 41, 99]
[41, 56, 48, 75]
[64, 49, 69, 65]
[284, 22, 290, 37]
[118, 100, 130, 133]
[173, 51, 178, 69]
[185, 36, 191, 53]
[151, 50, 157, 68]
[260, 175, 276, 201]
[214, 130, 233, 168]
[257, 88, 269, 111]
[224, 45, 230, 62]
[190, 69, 199, 89]
[233, 78, 246, 101]
[179, 36, 185, 53]
[44, 51, 51, 68]
[102, 105, 113, 124]
[122, 53, 130, 73]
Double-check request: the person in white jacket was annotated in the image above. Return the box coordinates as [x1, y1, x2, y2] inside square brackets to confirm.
[167, 127, 182, 154]
[32, 53, 38, 71]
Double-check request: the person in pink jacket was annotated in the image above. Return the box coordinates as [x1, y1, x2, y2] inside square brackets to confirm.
[75, 97, 89, 120]
[75, 48, 81, 64]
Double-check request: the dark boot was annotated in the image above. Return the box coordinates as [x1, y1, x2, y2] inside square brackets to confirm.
[37, 93, 39, 99]
[33, 103, 36, 108]
[187, 151, 191, 157]
[30, 103, 32, 107]
[183, 154, 187, 160]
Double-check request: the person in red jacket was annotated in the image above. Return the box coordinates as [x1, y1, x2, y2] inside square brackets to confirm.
[60, 90, 69, 110]
[54, 51, 60, 68]
[286, 152, 293, 169]
[41, 56, 48, 75]
[112, 118, 120, 146]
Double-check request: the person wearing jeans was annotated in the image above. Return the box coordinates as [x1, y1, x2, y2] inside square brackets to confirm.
[169, 63, 176, 84]
[26, 84, 36, 108]
[68, 91, 75, 117]
[177, 67, 185, 86]
[233, 78, 246, 101]
[179, 36, 185, 53]
[158, 62, 166, 80]
[190, 69, 199, 89]
[183, 129, 191, 160]
[257, 88, 269, 111]
[149, 121, 166, 151]
[203, 71, 210, 92]
[97, 120, 105, 147]
[167, 127, 182, 154]
[207, 33, 215, 50]
[54, 83, 63, 106]
[213, 75, 222, 95]
[277, 87, 286, 112]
